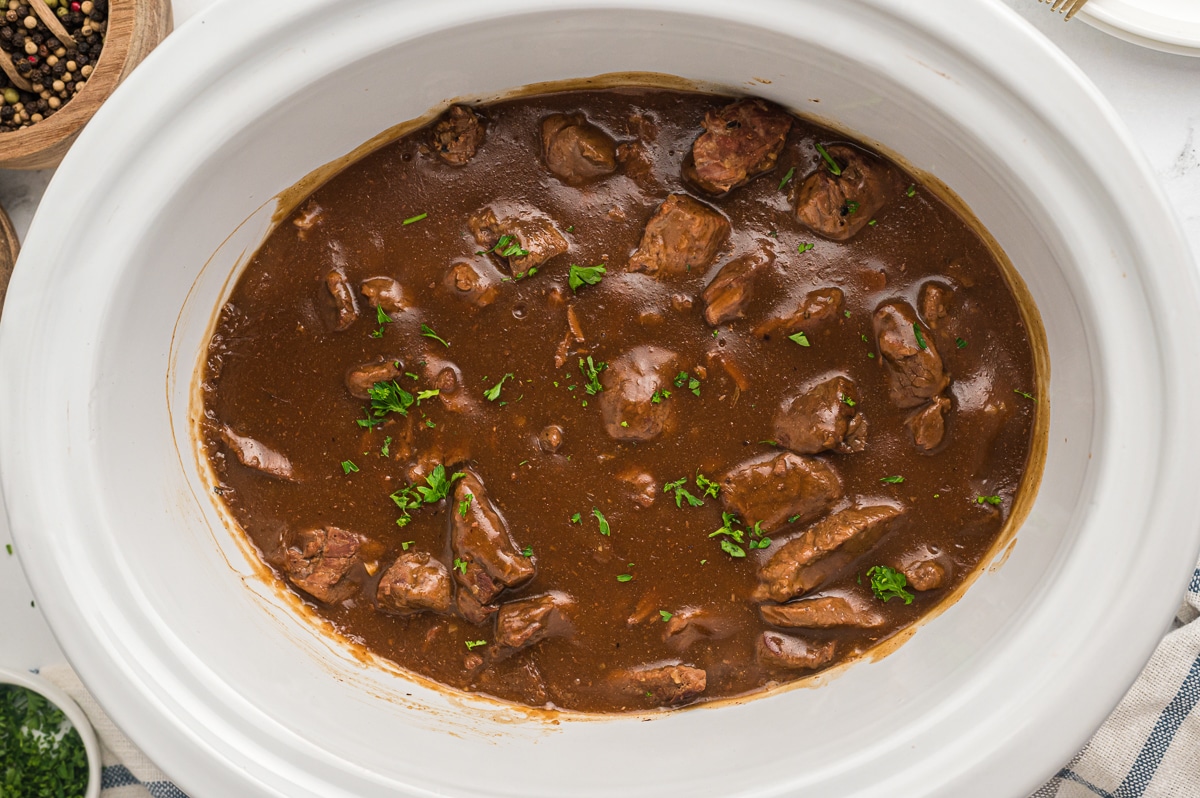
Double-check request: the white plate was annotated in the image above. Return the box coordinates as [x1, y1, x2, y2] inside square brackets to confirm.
[1080, 0, 1200, 56]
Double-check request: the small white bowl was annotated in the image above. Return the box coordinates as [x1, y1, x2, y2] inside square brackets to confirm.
[0, 668, 101, 798]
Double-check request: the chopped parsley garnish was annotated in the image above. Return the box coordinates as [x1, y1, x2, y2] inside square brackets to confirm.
[913, 323, 928, 351]
[357, 406, 385, 429]
[371, 304, 392, 338]
[797, 242, 815, 254]
[400, 540, 414, 551]
[956, 337, 968, 349]
[402, 212, 428, 225]
[465, 639, 487, 650]
[659, 610, 673, 622]
[845, 200, 861, 214]
[815, 143, 842, 176]
[0, 684, 89, 796]
[695, 473, 720, 499]
[841, 394, 856, 407]
[880, 475, 906, 484]
[664, 478, 704, 508]
[453, 558, 469, 575]
[391, 465, 464, 525]
[368, 380, 414, 419]
[566, 225, 575, 233]
[478, 234, 530, 258]
[416, 389, 440, 404]
[651, 389, 672, 404]
[868, 219, 877, 227]
[620, 421, 629, 428]
[592, 507, 611, 536]
[425, 419, 436, 428]
[521, 546, 534, 557]
[420, 323, 450, 347]
[341, 460, 359, 475]
[616, 574, 634, 583]
[867, 565, 914, 605]
[459, 493, 474, 518]
[673, 371, 701, 396]
[788, 331, 810, 347]
[484, 373, 514, 401]
[405, 372, 419, 380]
[906, 184, 917, 198]
[709, 513, 770, 558]
[380, 436, 392, 457]
[787, 514, 801, 524]
[4, 544, 10, 555]
[778, 166, 795, 190]
[568, 263, 607, 292]
[570, 512, 582, 524]
[1014, 389, 1037, 402]
[977, 495, 1003, 506]
[580, 356, 606, 395]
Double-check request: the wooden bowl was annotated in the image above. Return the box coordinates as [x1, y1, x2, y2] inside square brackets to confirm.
[0, 0, 172, 170]
[0, 203, 16, 313]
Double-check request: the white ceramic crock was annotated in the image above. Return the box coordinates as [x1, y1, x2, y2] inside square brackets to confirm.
[3, 1, 1199, 796]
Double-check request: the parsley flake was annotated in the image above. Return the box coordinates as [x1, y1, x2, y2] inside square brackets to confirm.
[420, 323, 450, 347]
[797, 242, 815, 254]
[592, 507, 611, 537]
[580, 357, 606, 395]
[778, 166, 796, 191]
[402, 212, 428, 225]
[380, 436, 392, 457]
[659, 610, 674, 622]
[880, 475, 905, 484]
[416, 389, 441, 404]
[815, 143, 842, 176]
[977, 495, 1003, 506]
[459, 494, 474, 518]
[570, 512, 582, 524]
[465, 639, 487, 650]
[867, 565, 914, 604]
[616, 574, 634, 583]
[788, 331, 810, 347]
[453, 558, 469, 575]
[568, 263, 607, 292]
[341, 460, 359, 475]
[913, 323, 928, 351]
[484, 373, 514, 401]
[1014, 389, 1037, 402]
[906, 184, 917, 197]
[956, 337, 968, 349]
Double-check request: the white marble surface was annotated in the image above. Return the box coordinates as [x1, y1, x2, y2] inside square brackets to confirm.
[0, 0, 1196, 759]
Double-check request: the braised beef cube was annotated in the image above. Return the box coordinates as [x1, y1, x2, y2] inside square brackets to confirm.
[760, 595, 883, 629]
[688, 98, 793, 195]
[873, 300, 949, 408]
[493, 592, 574, 657]
[794, 144, 899, 241]
[702, 246, 773, 326]
[325, 269, 359, 330]
[457, 591, 499, 626]
[219, 425, 294, 480]
[432, 105, 485, 166]
[756, 632, 837, 671]
[617, 467, 657, 508]
[541, 112, 618, 184]
[903, 558, 947, 591]
[376, 551, 453, 616]
[360, 276, 410, 315]
[757, 505, 904, 603]
[597, 346, 678, 442]
[719, 451, 842, 532]
[662, 607, 737, 653]
[755, 287, 844, 338]
[444, 261, 499, 309]
[553, 304, 586, 369]
[906, 395, 951, 451]
[773, 375, 865, 455]
[450, 468, 535, 605]
[614, 664, 707, 706]
[469, 206, 569, 274]
[420, 356, 478, 415]
[920, 281, 953, 329]
[628, 194, 730, 277]
[345, 358, 402, 400]
[282, 526, 361, 604]
[538, 424, 565, 454]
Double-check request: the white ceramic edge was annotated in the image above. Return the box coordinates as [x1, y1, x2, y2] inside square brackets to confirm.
[1078, 1, 1200, 56]
[0, 667, 102, 798]
[2, 0, 1199, 795]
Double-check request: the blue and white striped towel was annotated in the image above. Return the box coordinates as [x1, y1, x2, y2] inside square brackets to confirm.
[1032, 559, 1200, 797]
[37, 561, 1200, 798]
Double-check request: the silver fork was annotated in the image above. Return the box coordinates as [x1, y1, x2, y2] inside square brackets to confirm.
[1039, 0, 1091, 21]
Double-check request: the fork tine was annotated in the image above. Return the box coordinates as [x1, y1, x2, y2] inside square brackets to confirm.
[1064, 0, 1091, 20]
[1052, 0, 1069, 11]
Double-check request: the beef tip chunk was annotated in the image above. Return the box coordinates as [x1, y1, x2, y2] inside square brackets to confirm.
[688, 98, 793, 195]
[597, 346, 678, 442]
[755, 287, 844, 338]
[873, 300, 950, 408]
[553, 304, 586, 369]
[719, 451, 842, 533]
[541, 112, 618, 184]
[219, 425, 294, 480]
[794, 144, 899, 241]
[756, 632, 837, 671]
[457, 591, 499, 626]
[493, 592, 574, 657]
[360, 277, 410, 315]
[757, 505, 905, 603]
[450, 468, 536, 605]
[431, 105, 485, 166]
[760, 595, 884, 629]
[617, 468, 657, 508]
[444, 261, 499, 308]
[376, 551, 453, 616]
[903, 558, 947, 591]
[325, 269, 359, 330]
[469, 206, 568, 274]
[662, 607, 737, 653]
[420, 357, 478, 415]
[773, 375, 866, 455]
[701, 246, 774, 326]
[345, 358, 402, 400]
[628, 194, 730, 277]
[906, 395, 951, 452]
[538, 424, 564, 454]
[282, 526, 361, 604]
[614, 664, 707, 706]
[920, 281, 953, 329]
